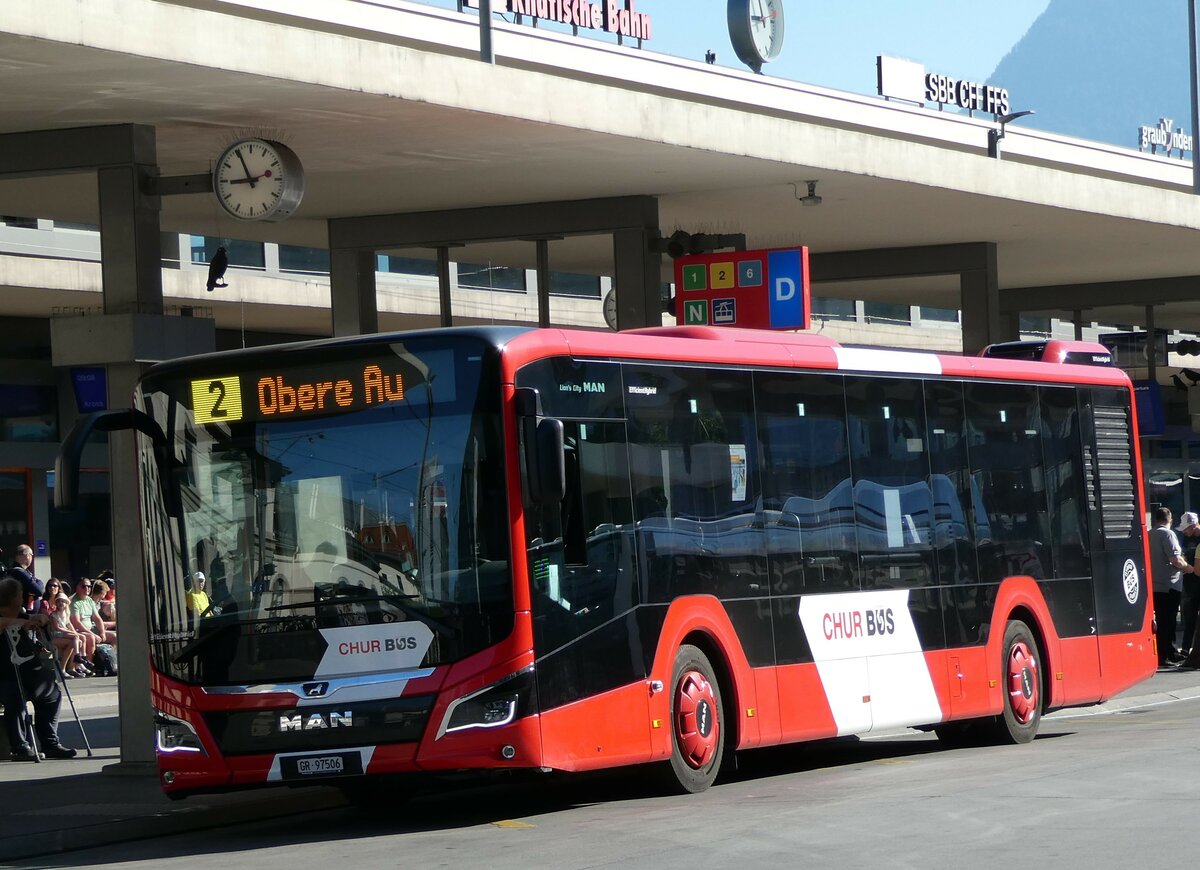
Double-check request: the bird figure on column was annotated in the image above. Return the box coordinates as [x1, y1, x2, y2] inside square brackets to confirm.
[207, 245, 229, 292]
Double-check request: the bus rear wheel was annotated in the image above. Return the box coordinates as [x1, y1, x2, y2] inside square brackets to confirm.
[984, 619, 1043, 745]
[663, 644, 725, 794]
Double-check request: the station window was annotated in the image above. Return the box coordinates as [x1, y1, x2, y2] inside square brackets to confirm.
[378, 255, 437, 276]
[864, 301, 912, 326]
[0, 384, 57, 441]
[279, 245, 329, 275]
[550, 272, 601, 299]
[919, 306, 959, 323]
[190, 236, 265, 270]
[1020, 314, 1051, 336]
[458, 263, 526, 292]
[811, 296, 856, 321]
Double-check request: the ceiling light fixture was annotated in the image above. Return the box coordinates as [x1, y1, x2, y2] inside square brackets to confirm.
[791, 180, 823, 207]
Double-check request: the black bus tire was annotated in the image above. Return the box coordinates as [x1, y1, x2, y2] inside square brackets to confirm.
[662, 644, 725, 794]
[985, 619, 1043, 745]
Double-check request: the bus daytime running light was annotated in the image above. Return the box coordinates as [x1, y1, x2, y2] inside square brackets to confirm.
[438, 666, 536, 738]
[154, 711, 207, 756]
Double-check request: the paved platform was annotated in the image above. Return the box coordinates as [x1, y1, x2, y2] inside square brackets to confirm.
[1, 667, 1199, 864]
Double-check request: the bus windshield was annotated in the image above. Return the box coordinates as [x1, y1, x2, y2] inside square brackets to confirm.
[136, 336, 513, 687]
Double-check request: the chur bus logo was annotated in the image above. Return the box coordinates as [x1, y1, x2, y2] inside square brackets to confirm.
[191, 376, 243, 424]
[1122, 559, 1139, 605]
[279, 711, 353, 732]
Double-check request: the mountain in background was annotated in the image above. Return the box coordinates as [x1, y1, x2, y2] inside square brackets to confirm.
[989, 0, 1191, 150]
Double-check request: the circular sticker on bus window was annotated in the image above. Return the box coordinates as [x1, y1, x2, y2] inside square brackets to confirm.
[1122, 559, 1139, 604]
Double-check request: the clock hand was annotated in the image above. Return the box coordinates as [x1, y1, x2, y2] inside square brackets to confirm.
[235, 148, 257, 189]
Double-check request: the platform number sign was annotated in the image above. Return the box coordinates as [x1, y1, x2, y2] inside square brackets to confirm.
[674, 246, 809, 331]
[191, 376, 244, 424]
[684, 300, 709, 325]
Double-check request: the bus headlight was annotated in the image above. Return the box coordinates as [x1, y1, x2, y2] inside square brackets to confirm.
[154, 710, 207, 756]
[438, 666, 536, 738]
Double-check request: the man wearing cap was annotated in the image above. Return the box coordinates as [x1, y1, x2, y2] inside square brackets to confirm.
[1151, 507, 1195, 667]
[185, 572, 211, 627]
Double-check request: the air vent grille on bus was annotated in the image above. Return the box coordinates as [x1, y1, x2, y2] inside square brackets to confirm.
[1094, 405, 1136, 539]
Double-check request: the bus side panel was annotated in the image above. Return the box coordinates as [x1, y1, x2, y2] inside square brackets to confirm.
[1055, 636, 1104, 705]
[773, 664, 839, 743]
[941, 645, 993, 720]
[538, 683, 651, 772]
[753, 667, 784, 747]
[961, 576, 1065, 718]
[1096, 632, 1156, 700]
[648, 595, 765, 755]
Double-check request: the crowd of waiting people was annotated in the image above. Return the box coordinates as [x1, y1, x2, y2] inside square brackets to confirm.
[8, 545, 118, 678]
[0, 544, 120, 760]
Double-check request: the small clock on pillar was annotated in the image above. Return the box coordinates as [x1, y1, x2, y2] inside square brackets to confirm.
[212, 138, 305, 222]
[603, 287, 619, 331]
[727, 0, 785, 74]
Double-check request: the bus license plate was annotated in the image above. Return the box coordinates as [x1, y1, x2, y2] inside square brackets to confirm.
[283, 752, 361, 779]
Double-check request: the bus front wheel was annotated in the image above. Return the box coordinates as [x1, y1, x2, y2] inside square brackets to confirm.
[663, 644, 725, 794]
[986, 619, 1043, 745]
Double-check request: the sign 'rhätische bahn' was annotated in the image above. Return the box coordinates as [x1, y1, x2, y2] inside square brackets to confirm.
[463, 0, 652, 40]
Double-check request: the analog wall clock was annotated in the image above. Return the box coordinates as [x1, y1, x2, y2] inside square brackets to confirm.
[212, 138, 305, 222]
[602, 287, 619, 331]
[727, 0, 785, 74]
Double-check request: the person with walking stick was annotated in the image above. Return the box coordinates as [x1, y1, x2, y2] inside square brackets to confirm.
[0, 576, 77, 761]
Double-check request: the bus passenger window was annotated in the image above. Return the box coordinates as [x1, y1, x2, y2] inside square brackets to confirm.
[625, 365, 764, 602]
[965, 382, 1051, 583]
[755, 372, 858, 594]
[844, 376, 935, 589]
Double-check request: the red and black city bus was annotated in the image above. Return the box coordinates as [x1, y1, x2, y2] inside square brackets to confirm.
[56, 326, 1155, 797]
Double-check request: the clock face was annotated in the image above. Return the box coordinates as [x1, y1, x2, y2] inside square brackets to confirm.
[603, 288, 619, 331]
[750, 0, 783, 61]
[727, 0, 784, 71]
[213, 138, 305, 222]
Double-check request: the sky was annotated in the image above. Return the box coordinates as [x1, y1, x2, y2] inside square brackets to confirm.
[428, 0, 1052, 96]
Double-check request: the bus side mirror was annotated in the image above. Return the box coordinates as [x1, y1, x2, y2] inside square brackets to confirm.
[55, 409, 166, 510]
[529, 417, 566, 504]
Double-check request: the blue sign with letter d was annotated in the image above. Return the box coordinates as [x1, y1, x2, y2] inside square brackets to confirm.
[767, 249, 805, 329]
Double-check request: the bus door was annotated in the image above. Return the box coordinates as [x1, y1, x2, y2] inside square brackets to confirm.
[1081, 387, 1149, 694]
[516, 359, 649, 767]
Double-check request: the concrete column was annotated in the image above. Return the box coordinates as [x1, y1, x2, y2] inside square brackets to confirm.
[536, 239, 551, 328]
[613, 227, 661, 330]
[437, 247, 453, 327]
[329, 247, 378, 337]
[107, 360, 155, 772]
[95, 158, 162, 773]
[959, 243, 1015, 353]
[98, 165, 163, 316]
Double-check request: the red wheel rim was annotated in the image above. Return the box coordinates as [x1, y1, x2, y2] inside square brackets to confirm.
[1006, 640, 1039, 725]
[674, 669, 719, 769]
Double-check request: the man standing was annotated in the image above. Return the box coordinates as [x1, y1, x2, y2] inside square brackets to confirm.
[7, 544, 43, 612]
[1178, 512, 1200, 657]
[1151, 507, 1194, 667]
[0, 576, 77, 760]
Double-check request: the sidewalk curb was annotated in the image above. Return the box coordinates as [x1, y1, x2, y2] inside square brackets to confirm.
[0, 785, 348, 863]
[1047, 684, 1200, 718]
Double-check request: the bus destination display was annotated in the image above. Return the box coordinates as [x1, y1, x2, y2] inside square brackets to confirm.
[190, 364, 406, 424]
